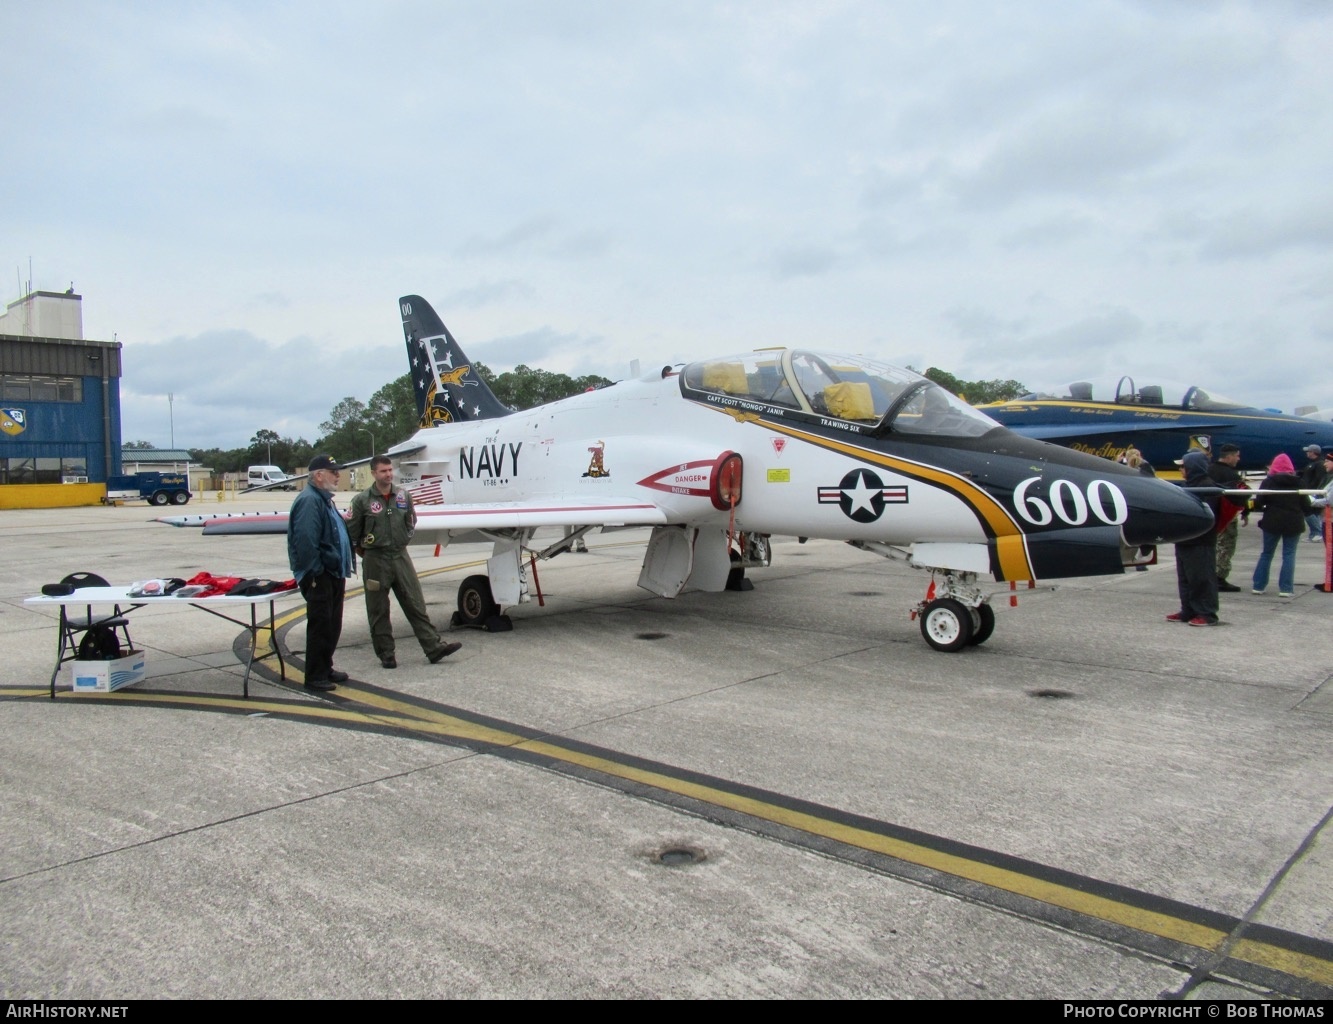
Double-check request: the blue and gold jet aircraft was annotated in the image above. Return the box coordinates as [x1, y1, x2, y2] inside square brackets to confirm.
[980, 376, 1333, 473]
[165, 298, 1214, 652]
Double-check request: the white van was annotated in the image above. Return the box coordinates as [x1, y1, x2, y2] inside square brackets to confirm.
[247, 465, 294, 490]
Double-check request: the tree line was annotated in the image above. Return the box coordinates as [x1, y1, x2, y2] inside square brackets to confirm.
[184, 362, 615, 474]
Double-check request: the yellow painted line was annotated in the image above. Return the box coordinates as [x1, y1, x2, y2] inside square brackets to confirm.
[157, 673, 1329, 986]
[17, 679, 1329, 986]
[1231, 938, 1333, 988]
[511, 739, 1223, 943]
[287, 679, 1331, 986]
[24, 546, 1331, 989]
[508, 736, 1330, 986]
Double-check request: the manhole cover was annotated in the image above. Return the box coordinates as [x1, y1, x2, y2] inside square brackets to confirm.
[636, 632, 669, 640]
[654, 846, 705, 867]
[1027, 688, 1075, 700]
[847, 591, 882, 597]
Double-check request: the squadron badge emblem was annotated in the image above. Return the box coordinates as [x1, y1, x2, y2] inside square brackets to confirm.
[1, 408, 25, 436]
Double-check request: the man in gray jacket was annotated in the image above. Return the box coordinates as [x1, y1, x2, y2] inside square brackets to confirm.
[288, 454, 354, 691]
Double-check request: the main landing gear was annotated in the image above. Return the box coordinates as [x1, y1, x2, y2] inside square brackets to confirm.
[452, 575, 512, 632]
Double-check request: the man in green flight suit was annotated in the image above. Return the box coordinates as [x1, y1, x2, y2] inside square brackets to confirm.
[347, 455, 461, 669]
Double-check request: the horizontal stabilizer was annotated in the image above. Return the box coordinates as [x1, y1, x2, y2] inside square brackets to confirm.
[157, 511, 287, 531]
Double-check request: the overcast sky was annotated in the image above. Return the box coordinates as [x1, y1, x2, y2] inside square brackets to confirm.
[6, 1, 1332, 450]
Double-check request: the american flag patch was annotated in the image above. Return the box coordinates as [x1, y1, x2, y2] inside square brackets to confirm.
[410, 477, 446, 506]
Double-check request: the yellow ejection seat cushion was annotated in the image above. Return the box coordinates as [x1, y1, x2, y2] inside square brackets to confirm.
[702, 362, 749, 395]
[823, 382, 876, 421]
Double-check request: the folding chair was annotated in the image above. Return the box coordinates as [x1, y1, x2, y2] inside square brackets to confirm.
[51, 573, 136, 694]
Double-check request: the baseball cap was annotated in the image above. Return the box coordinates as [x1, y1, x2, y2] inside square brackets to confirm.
[308, 454, 341, 472]
[1304, 444, 1321, 454]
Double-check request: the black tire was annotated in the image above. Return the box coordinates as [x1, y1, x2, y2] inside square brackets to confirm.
[171, 491, 190, 505]
[920, 598, 974, 652]
[969, 603, 995, 646]
[457, 574, 499, 625]
[726, 548, 745, 591]
[150, 491, 169, 506]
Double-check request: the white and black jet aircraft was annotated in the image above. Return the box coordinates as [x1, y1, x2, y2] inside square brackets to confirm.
[162, 294, 1214, 651]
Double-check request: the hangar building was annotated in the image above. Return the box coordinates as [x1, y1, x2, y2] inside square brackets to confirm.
[0, 289, 122, 509]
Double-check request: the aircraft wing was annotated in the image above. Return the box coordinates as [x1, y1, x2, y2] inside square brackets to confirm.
[1011, 420, 1236, 441]
[413, 500, 667, 531]
[160, 498, 668, 536]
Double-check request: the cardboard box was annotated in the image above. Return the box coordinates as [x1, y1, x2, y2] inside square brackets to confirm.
[70, 651, 147, 692]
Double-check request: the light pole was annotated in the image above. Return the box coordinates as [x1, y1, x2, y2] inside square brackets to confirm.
[358, 429, 375, 459]
[168, 393, 175, 449]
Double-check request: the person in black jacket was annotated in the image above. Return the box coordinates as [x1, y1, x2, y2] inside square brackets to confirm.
[1250, 452, 1311, 597]
[1168, 451, 1221, 626]
[1209, 443, 1248, 592]
[1299, 444, 1329, 541]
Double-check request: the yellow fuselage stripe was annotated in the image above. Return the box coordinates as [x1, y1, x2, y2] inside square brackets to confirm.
[756, 418, 1034, 580]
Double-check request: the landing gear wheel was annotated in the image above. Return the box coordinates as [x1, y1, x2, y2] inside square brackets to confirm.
[150, 491, 169, 506]
[920, 598, 974, 652]
[456, 575, 499, 626]
[171, 490, 190, 505]
[726, 550, 753, 591]
[968, 603, 995, 646]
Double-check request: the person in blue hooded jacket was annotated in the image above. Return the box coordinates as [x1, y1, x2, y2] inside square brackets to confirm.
[288, 454, 354, 691]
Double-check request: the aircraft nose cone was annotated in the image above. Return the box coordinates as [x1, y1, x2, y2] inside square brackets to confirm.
[1121, 480, 1214, 546]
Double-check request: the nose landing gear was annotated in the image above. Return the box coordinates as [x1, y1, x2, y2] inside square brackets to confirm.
[914, 572, 994, 652]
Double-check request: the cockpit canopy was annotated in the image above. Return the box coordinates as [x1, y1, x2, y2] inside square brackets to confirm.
[681, 350, 1002, 439]
[1020, 376, 1248, 412]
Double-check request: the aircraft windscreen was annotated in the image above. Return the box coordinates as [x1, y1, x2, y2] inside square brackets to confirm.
[682, 351, 1001, 437]
[1023, 377, 1248, 411]
[887, 383, 1001, 438]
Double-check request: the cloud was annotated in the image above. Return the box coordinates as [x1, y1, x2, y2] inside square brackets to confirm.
[773, 244, 839, 279]
[459, 218, 560, 258]
[444, 280, 537, 309]
[953, 307, 1146, 387]
[469, 326, 611, 378]
[948, 106, 1181, 210]
[120, 329, 404, 449]
[1197, 204, 1333, 260]
[7, 0, 1333, 436]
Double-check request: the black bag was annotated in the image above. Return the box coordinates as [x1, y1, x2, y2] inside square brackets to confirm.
[78, 625, 122, 661]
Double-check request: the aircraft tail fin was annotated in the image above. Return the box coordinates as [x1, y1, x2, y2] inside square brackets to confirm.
[399, 294, 514, 427]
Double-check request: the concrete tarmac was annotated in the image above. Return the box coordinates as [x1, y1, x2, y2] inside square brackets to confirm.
[1, 496, 1329, 999]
